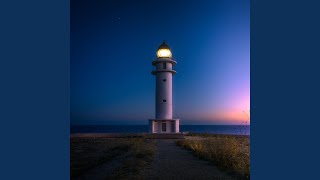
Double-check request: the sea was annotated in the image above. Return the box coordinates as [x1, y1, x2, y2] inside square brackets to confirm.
[71, 125, 250, 135]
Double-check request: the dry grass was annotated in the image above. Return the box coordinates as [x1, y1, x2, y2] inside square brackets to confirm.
[177, 135, 250, 179]
[110, 138, 155, 179]
[70, 137, 155, 179]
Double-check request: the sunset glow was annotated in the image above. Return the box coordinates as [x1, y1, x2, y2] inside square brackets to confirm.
[71, 0, 250, 125]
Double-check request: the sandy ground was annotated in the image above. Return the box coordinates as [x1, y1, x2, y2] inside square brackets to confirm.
[142, 139, 235, 180]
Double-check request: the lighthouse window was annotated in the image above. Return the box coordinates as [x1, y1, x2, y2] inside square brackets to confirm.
[163, 99, 166, 102]
[163, 79, 166, 82]
[163, 62, 167, 69]
[162, 122, 166, 132]
[171, 122, 175, 132]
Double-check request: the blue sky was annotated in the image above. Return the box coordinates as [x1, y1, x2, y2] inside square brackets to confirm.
[71, 0, 250, 125]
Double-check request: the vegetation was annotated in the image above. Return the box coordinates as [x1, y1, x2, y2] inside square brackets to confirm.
[70, 137, 155, 179]
[110, 138, 155, 179]
[177, 134, 250, 179]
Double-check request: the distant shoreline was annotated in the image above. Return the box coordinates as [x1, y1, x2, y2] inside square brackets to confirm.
[71, 124, 251, 126]
[71, 125, 250, 135]
[70, 133, 250, 139]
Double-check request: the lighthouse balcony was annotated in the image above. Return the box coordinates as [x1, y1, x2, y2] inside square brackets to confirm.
[151, 69, 177, 75]
[152, 58, 177, 66]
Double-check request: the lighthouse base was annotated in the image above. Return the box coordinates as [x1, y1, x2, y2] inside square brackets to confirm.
[148, 119, 179, 133]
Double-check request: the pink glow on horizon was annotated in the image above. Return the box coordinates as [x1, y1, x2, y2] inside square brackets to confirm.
[201, 94, 250, 124]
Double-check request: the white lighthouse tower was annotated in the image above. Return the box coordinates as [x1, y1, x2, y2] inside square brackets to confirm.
[149, 42, 180, 133]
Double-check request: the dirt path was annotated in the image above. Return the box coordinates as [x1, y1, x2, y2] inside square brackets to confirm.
[142, 139, 235, 180]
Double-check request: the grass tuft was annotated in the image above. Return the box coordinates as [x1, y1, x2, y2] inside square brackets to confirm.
[71, 138, 155, 179]
[177, 135, 250, 179]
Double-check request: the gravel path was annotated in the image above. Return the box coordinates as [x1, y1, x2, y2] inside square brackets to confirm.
[142, 139, 235, 180]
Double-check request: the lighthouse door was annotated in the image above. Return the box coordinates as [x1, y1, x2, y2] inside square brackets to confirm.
[171, 122, 175, 133]
[154, 121, 159, 133]
[162, 122, 166, 132]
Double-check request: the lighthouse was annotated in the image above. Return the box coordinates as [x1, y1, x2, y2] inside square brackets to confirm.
[149, 42, 180, 133]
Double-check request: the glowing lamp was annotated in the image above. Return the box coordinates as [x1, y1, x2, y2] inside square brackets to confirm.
[156, 42, 172, 58]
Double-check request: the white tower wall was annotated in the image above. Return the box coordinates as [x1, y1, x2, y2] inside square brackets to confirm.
[156, 62, 172, 70]
[156, 71, 173, 119]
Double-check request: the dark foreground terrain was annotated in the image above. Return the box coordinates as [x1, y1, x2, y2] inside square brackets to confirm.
[71, 134, 249, 180]
[71, 137, 155, 179]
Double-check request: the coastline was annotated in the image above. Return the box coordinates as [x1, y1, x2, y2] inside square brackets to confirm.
[71, 125, 250, 135]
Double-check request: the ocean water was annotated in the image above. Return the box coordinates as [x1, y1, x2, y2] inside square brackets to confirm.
[71, 125, 250, 135]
